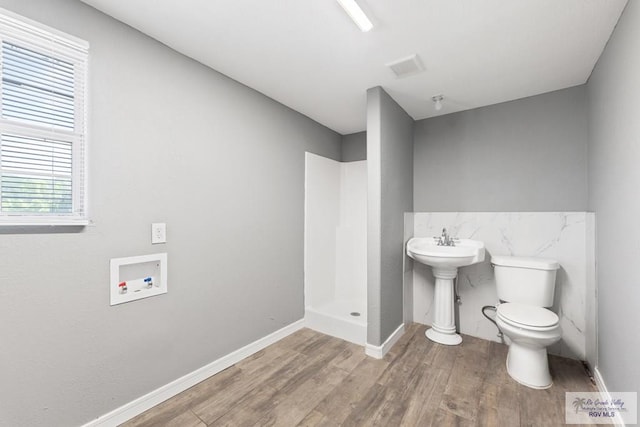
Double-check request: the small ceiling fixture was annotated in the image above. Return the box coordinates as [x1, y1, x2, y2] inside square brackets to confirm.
[336, 0, 373, 32]
[386, 54, 425, 79]
[432, 95, 444, 111]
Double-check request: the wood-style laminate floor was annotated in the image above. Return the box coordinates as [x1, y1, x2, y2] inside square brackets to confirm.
[122, 323, 598, 427]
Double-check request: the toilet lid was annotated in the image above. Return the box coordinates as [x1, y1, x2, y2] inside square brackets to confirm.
[497, 303, 559, 328]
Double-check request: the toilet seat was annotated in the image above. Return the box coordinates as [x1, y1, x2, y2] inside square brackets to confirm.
[497, 302, 559, 331]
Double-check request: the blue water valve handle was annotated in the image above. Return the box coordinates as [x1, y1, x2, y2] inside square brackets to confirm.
[144, 277, 153, 288]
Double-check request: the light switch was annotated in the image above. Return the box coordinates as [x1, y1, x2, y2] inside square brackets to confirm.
[151, 223, 166, 244]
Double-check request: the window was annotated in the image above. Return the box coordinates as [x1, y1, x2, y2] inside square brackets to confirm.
[0, 8, 88, 225]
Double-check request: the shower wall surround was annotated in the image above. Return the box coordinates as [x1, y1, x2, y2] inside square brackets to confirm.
[409, 212, 596, 363]
[304, 152, 367, 345]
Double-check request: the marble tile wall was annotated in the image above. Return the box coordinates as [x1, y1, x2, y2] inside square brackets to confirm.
[409, 212, 596, 361]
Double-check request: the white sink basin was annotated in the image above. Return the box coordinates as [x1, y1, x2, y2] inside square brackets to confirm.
[406, 236, 485, 346]
[407, 238, 485, 269]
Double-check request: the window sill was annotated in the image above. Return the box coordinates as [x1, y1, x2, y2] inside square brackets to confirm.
[0, 217, 89, 227]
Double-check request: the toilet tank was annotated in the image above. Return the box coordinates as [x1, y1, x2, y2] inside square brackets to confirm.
[492, 256, 560, 307]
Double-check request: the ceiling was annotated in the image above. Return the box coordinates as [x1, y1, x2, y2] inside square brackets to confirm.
[79, 0, 627, 135]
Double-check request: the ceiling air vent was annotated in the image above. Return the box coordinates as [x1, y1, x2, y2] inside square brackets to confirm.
[386, 54, 425, 78]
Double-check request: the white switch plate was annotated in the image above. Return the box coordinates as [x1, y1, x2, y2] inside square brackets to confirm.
[151, 223, 166, 244]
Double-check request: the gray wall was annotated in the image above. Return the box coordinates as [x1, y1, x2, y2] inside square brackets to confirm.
[414, 86, 588, 211]
[341, 131, 366, 161]
[0, 1, 340, 426]
[587, 1, 640, 396]
[366, 87, 413, 346]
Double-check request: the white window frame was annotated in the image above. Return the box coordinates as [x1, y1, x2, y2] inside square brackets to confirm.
[0, 8, 89, 226]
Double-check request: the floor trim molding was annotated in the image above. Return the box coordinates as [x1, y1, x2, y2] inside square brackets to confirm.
[593, 367, 626, 427]
[365, 323, 405, 359]
[81, 319, 306, 427]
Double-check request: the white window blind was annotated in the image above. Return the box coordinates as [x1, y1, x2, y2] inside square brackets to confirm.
[0, 8, 88, 225]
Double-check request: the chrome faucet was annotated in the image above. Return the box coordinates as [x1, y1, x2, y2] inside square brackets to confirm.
[435, 227, 457, 246]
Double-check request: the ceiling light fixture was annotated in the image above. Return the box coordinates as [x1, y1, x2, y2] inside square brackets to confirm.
[432, 95, 444, 111]
[336, 0, 373, 32]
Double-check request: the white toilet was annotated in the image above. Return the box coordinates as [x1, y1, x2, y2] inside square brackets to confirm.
[492, 255, 562, 389]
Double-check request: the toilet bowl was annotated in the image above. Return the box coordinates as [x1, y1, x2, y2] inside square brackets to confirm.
[496, 302, 561, 389]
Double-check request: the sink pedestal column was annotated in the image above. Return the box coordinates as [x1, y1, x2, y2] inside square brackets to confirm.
[425, 267, 462, 345]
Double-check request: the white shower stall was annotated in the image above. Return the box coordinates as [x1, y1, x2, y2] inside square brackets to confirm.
[304, 152, 367, 345]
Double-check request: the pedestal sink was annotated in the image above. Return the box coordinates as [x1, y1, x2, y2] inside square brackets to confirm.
[407, 237, 485, 345]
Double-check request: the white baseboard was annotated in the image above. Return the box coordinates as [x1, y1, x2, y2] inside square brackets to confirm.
[365, 323, 405, 359]
[593, 367, 626, 427]
[81, 319, 306, 427]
